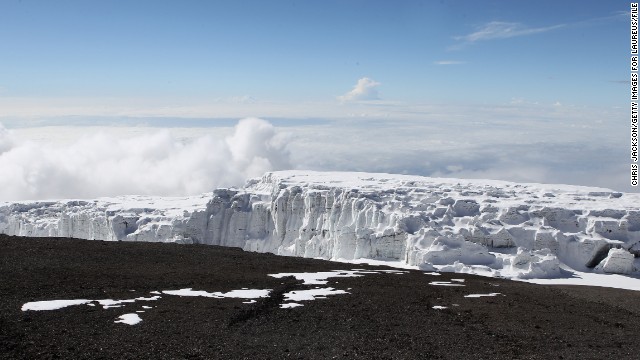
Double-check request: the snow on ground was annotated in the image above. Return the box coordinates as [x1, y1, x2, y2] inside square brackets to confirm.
[21, 299, 92, 311]
[115, 313, 142, 325]
[352, 259, 640, 291]
[522, 270, 640, 291]
[282, 288, 349, 302]
[269, 269, 407, 285]
[270, 270, 365, 285]
[161, 288, 270, 299]
[464, 293, 503, 298]
[20, 269, 411, 322]
[280, 302, 303, 309]
[429, 281, 466, 287]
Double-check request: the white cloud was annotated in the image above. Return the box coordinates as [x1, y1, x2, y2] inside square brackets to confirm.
[1, 100, 630, 195]
[0, 123, 15, 154]
[283, 105, 629, 192]
[0, 118, 290, 201]
[338, 77, 381, 102]
[454, 21, 565, 43]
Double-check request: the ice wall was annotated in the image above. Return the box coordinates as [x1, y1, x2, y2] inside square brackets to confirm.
[1, 170, 639, 279]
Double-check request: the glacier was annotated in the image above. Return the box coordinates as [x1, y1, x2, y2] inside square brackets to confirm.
[2, 170, 640, 283]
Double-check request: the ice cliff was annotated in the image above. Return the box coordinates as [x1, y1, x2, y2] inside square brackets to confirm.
[2, 170, 640, 280]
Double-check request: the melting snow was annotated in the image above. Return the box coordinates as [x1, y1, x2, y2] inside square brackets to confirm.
[283, 288, 348, 302]
[280, 303, 304, 309]
[269, 269, 407, 285]
[21, 299, 92, 311]
[269, 270, 365, 285]
[464, 293, 502, 298]
[161, 288, 269, 299]
[429, 281, 465, 287]
[115, 313, 142, 325]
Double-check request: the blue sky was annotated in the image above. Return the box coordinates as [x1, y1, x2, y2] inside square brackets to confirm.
[0, 1, 636, 197]
[0, 0, 629, 109]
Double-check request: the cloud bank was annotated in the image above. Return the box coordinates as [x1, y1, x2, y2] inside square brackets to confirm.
[0, 118, 290, 201]
[1, 100, 631, 202]
[338, 77, 381, 102]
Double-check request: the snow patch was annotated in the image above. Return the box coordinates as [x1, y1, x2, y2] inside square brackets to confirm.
[280, 302, 304, 309]
[429, 281, 465, 287]
[115, 313, 142, 325]
[21, 299, 92, 311]
[464, 293, 502, 298]
[161, 288, 269, 299]
[283, 288, 348, 302]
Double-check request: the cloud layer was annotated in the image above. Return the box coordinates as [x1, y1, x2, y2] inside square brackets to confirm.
[0, 104, 631, 202]
[0, 118, 290, 201]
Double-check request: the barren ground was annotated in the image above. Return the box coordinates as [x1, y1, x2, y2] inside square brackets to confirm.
[1, 234, 638, 359]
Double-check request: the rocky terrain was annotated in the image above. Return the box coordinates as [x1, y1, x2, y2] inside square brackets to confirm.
[2, 234, 639, 359]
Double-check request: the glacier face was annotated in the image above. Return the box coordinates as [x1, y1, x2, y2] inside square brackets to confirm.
[1, 170, 640, 280]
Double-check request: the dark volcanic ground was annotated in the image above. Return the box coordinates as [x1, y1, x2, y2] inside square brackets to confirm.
[1, 234, 639, 359]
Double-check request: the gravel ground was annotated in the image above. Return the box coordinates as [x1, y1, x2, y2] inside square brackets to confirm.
[1, 234, 639, 359]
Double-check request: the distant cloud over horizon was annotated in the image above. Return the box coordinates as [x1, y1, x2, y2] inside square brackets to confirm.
[338, 77, 381, 102]
[1, 103, 633, 199]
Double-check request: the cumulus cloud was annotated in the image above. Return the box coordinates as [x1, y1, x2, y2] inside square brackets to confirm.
[0, 118, 290, 201]
[338, 77, 381, 102]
